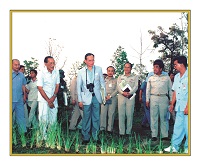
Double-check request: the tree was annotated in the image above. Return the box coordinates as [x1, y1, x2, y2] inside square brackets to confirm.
[110, 46, 130, 78]
[67, 61, 86, 80]
[23, 57, 39, 75]
[148, 12, 188, 72]
[46, 38, 67, 69]
[131, 30, 151, 81]
[134, 64, 148, 82]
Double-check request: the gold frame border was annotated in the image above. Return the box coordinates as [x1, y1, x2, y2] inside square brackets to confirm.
[10, 9, 191, 157]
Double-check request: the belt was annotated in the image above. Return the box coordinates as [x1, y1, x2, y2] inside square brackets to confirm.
[150, 94, 167, 96]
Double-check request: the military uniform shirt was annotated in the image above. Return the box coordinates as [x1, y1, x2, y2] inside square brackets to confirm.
[105, 77, 118, 97]
[117, 73, 138, 95]
[146, 73, 172, 102]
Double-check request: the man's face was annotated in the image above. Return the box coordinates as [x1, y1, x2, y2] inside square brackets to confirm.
[124, 63, 131, 75]
[173, 60, 181, 72]
[107, 67, 115, 77]
[153, 65, 162, 75]
[45, 58, 55, 72]
[19, 67, 25, 74]
[84, 55, 94, 68]
[12, 60, 20, 72]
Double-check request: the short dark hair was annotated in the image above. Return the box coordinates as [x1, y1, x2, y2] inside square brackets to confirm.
[30, 69, 37, 75]
[124, 62, 133, 68]
[44, 56, 53, 63]
[173, 55, 188, 68]
[19, 65, 25, 70]
[106, 66, 115, 72]
[153, 59, 164, 70]
[85, 53, 94, 60]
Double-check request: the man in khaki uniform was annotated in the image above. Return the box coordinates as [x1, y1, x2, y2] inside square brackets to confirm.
[146, 59, 172, 142]
[100, 66, 118, 133]
[69, 76, 83, 130]
[117, 62, 138, 136]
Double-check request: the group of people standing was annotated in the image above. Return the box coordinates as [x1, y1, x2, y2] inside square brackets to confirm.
[71, 53, 139, 144]
[12, 53, 188, 153]
[12, 61, 38, 134]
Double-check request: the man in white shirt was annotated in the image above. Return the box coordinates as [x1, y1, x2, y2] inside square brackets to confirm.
[25, 69, 38, 129]
[37, 56, 60, 139]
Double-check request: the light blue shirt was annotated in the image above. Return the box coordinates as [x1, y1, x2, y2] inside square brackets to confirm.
[12, 71, 27, 102]
[172, 69, 188, 112]
[140, 81, 147, 102]
[77, 65, 106, 105]
[86, 66, 95, 84]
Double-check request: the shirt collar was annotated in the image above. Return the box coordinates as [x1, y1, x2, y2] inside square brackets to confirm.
[44, 67, 56, 74]
[12, 70, 19, 74]
[105, 76, 114, 80]
[31, 78, 38, 82]
[123, 73, 134, 77]
[86, 65, 95, 71]
[181, 68, 188, 79]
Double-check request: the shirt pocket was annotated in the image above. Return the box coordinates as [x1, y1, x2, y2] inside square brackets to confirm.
[112, 81, 117, 89]
[182, 78, 188, 95]
[95, 73, 100, 81]
[159, 77, 168, 87]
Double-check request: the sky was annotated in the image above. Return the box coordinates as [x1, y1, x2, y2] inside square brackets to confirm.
[12, 11, 184, 77]
[0, 0, 197, 165]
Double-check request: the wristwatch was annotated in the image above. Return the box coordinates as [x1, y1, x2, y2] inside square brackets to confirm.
[53, 94, 57, 97]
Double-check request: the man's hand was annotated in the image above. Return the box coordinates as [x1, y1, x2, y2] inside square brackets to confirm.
[139, 97, 142, 103]
[146, 101, 150, 108]
[72, 100, 76, 105]
[78, 102, 83, 110]
[47, 99, 55, 108]
[106, 95, 111, 100]
[49, 95, 56, 103]
[169, 104, 174, 113]
[184, 105, 188, 115]
[122, 92, 130, 98]
[23, 94, 26, 104]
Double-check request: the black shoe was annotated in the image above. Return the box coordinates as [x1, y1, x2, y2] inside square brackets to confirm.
[107, 131, 113, 135]
[141, 124, 146, 128]
[26, 128, 31, 134]
[100, 130, 105, 135]
[125, 134, 131, 138]
[119, 134, 125, 139]
[142, 124, 150, 129]
[82, 140, 90, 145]
[161, 137, 170, 141]
[94, 140, 101, 145]
[151, 137, 157, 141]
